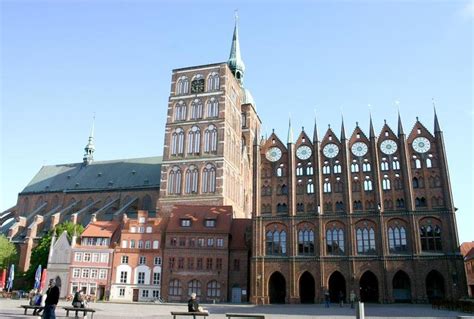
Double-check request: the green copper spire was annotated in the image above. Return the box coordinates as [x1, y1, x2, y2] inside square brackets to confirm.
[228, 12, 245, 85]
[83, 116, 95, 165]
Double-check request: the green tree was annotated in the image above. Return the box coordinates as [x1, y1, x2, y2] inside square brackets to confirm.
[25, 221, 84, 286]
[0, 234, 17, 268]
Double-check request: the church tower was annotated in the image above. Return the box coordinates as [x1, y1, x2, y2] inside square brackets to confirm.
[158, 17, 260, 218]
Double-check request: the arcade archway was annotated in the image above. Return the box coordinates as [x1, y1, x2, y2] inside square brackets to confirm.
[269, 272, 286, 304]
[359, 271, 379, 303]
[328, 271, 346, 303]
[299, 272, 315, 303]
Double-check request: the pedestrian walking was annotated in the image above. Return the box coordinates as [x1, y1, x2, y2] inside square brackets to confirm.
[42, 279, 59, 319]
[350, 290, 356, 309]
[324, 290, 330, 308]
[339, 290, 344, 307]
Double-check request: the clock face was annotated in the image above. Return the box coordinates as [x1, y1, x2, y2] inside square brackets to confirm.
[191, 79, 205, 93]
[351, 142, 368, 157]
[412, 137, 431, 153]
[380, 139, 398, 155]
[323, 143, 339, 158]
[265, 147, 282, 162]
[296, 145, 312, 160]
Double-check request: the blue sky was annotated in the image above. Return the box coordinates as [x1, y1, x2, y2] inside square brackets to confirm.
[1, 1, 472, 242]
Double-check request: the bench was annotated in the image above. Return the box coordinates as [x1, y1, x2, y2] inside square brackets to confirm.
[63, 306, 96, 319]
[170, 311, 209, 319]
[226, 314, 265, 319]
[20, 305, 44, 315]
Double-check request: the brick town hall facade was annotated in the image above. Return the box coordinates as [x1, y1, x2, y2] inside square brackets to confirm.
[1, 21, 467, 304]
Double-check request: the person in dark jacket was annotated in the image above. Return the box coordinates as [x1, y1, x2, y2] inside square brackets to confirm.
[43, 279, 60, 319]
[188, 293, 199, 312]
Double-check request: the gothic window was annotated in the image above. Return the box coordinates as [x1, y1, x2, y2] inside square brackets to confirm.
[187, 126, 201, 154]
[307, 180, 314, 194]
[168, 166, 182, 194]
[415, 197, 427, 207]
[392, 158, 400, 170]
[323, 165, 331, 174]
[335, 201, 344, 211]
[169, 279, 182, 296]
[276, 165, 284, 177]
[324, 202, 332, 211]
[381, 161, 389, 171]
[420, 223, 442, 252]
[326, 227, 344, 254]
[296, 163, 304, 176]
[188, 279, 202, 297]
[176, 76, 189, 95]
[141, 195, 152, 211]
[363, 179, 373, 191]
[190, 99, 203, 120]
[351, 163, 359, 173]
[334, 180, 343, 193]
[353, 179, 361, 192]
[171, 128, 185, 156]
[306, 163, 314, 175]
[298, 229, 315, 255]
[296, 203, 304, 212]
[323, 181, 331, 193]
[396, 198, 405, 208]
[412, 177, 419, 188]
[281, 184, 288, 195]
[384, 199, 393, 209]
[241, 113, 247, 128]
[207, 72, 220, 91]
[353, 200, 362, 210]
[174, 101, 187, 121]
[333, 163, 342, 174]
[426, 158, 432, 168]
[366, 200, 375, 210]
[362, 162, 371, 172]
[388, 225, 407, 252]
[191, 74, 205, 93]
[435, 176, 441, 187]
[382, 176, 391, 190]
[431, 196, 443, 207]
[207, 280, 221, 298]
[185, 165, 199, 194]
[276, 203, 288, 213]
[204, 124, 218, 153]
[296, 182, 304, 195]
[356, 226, 376, 254]
[202, 163, 216, 193]
[413, 158, 421, 169]
[207, 98, 219, 118]
[266, 229, 287, 255]
[394, 177, 402, 190]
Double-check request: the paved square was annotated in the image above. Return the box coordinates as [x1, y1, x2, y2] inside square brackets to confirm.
[0, 299, 471, 319]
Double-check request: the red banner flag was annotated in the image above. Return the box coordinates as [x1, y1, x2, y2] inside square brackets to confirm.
[39, 269, 48, 292]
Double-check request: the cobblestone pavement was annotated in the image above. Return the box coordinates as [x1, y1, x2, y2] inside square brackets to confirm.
[0, 298, 471, 319]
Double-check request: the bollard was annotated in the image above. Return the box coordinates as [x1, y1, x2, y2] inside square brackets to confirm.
[356, 301, 365, 319]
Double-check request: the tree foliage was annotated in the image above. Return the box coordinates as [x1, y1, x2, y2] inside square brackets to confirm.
[25, 221, 84, 285]
[0, 235, 17, 268]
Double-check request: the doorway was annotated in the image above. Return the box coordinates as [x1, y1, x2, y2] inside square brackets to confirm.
[392, 271, 411, 302]
[328, 271, 346, 303]
[269, 272, 286, 304]
[426, 270, 445, 302]
[299, 272, 315, 303]
[359, 271, 379, 303]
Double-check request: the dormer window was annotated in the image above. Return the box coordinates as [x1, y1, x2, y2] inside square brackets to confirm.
[205, 219, 216, 228]
[181, 219, 191, 227]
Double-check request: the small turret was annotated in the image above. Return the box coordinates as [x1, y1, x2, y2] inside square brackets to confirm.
[83, 117, 95, 165]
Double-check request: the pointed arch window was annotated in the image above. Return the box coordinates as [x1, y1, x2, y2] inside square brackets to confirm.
[204, 124, 218, 153]
[352, 179, 361, 192]
[388, 226, 407, 252]
[426, 158, 432, 168]
[207, 72, 220, 91]
[202, 163, 216, 193]
[396, 198, 405, 208]
[190, 99, 203, 120]
[174, 101, 187, 121]
[363, 178, 373, 191]
[307, 179, 314, 194]
[323, 181, 331, 193]
[185, 165, 199, 194]
[265, 229, 287, 255]
[296, 203, 304, 212]
[207, 98, 219, 118]
[171, 128, 185, 156]
[322, 165, 331, 174]
[276, 164, 284, 177]
[296, 163, 304, 176]
[415, 197, 427, 207]
[351, 163, 359, 173]
[187, 126, 201, 154]
[381, 161, 389, 171]
[382, 176, 391, 190]
[326, 227, 344, 254]
[168, 166, 182, 194]
[413, 158, 421, 169]
[298, 229, 315, 255]
[362, 162, 371, 172]
[333, 163, 342, 174]
[353, 200, 363, 210]
[188, 279, 201, 297]
[420, 224, 442, 252]
[176, 76, 189, 95]
[356, 226, 376, 254]
[392, 158, 400, 170]
[306, 163, 314, 175]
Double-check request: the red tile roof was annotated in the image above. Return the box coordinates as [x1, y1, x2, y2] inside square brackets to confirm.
[466, 248, 474, 261]
[230, 219, 251, 250]
[167, 205, 233, 233]
[460, 242, 474, 256]
[81, 221, 120, 238]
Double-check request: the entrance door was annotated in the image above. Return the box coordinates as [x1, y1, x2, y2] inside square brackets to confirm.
[299, 272, 315, 303]
[359, 271, 379, 303]
[231, 287, 242, 303]
[97, 286, 105, 301]
[392, 271, 411, 302]
[268, 272, 286, 304]
[328, 271, 346, 303]
[426, 270, 445, 302]
[133, 289, 139, 302]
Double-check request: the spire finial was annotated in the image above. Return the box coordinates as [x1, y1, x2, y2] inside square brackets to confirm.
[313, 110, 319, 142]
[369, 112, 375, 138]
[433, 98, 441, 132]
[287, 115, 294, 144]
[228, 11, 245, 85]
[340, 113, 346, 140]
[397, 109, 405, 135]
[83, 115, 96, 165]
